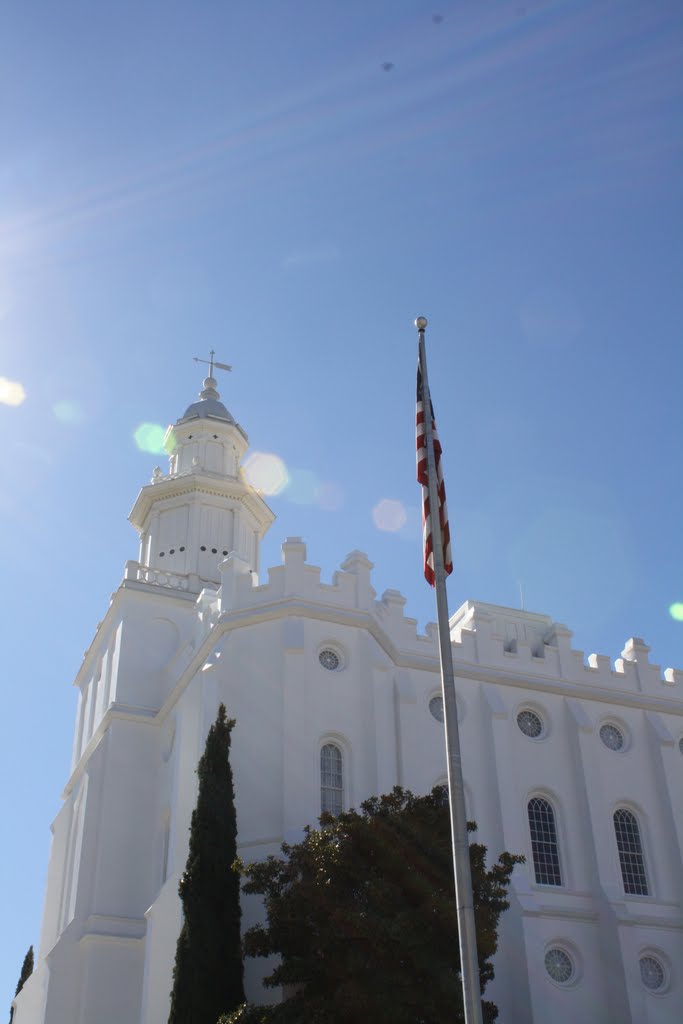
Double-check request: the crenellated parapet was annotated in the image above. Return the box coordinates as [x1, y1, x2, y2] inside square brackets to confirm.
[448, 601, 681, 696]
[170, 537, 683, 700]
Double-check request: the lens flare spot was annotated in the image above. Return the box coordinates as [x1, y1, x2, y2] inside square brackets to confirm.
[53, 399, 86, 424]
[316, 481, 344, 512]
[0, 376, 26, 406]
[286, 468, 319, 505]
[373, 498, 408, 532]
[243, 451, 289, 495]
[669, 602, 683, 622]
[134, 422, 167, 455]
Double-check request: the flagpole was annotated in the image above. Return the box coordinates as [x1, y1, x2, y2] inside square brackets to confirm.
[416, 317, 484, 1024]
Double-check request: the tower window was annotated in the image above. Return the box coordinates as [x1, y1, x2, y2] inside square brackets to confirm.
[544, 947, 574, 984]
[321, 743, 343, 816]
[159, 552, 165, 557]
[517, 709, 543, 738]
[319, 649, 340, 671]
[211, 548, 217, 554]
[180, 546, 185, 552]
[640, 954, 666, 991]
[200, 546, 206, 551]
[169, 549, 175, 554]
[429, 695, 444, 722]
[613, 809, 648, 895]
[528, 797, 562, 886]
[600, 723, 624, 751]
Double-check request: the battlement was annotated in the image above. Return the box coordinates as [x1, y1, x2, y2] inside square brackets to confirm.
[193, 538, 682, 700]
[450, 600, 682, 698]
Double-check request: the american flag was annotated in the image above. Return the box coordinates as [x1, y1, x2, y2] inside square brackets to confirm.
[416, 361, 453, 586]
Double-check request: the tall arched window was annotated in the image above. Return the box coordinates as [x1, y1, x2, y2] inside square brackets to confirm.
[321, 743, 343, 816]
[528, 797, 562, 886]
[613, 808, 648, 895]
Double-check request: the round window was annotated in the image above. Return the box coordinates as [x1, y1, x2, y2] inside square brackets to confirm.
[544, 947, 574, 984]
[319, 649, 340, 671]
[599, 723, 624, 751]
[640, 955, 665, 991]
[517, 709, 543, 739]
[429, 696, 444, 722]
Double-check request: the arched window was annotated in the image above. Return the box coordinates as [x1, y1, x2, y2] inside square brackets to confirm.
[613, 808, 648, 895]
[320, 743, 343, 816]
[528, 797, 562, 886]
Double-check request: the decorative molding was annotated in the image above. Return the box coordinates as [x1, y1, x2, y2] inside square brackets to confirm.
[129, 472, 274, 532]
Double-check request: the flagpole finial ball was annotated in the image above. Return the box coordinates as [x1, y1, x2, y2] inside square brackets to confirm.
[415, 316, 428, 331]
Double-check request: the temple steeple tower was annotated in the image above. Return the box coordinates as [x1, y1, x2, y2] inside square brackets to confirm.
[129, 366, 274, 589]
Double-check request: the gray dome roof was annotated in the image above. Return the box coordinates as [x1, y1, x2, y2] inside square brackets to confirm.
[180, 397, 235, 423]
[178, 375, 236, 424]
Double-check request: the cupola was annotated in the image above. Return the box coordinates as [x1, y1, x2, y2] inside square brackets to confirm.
[165, 372, 248, 478]
[128, 364, 274, 589]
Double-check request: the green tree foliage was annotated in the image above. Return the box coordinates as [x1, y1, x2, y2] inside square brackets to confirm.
[220, 786, 523, 1024]
[9, 945, 34, 1023]
[168, 704, 245, 1024]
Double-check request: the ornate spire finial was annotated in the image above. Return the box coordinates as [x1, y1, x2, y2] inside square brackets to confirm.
[193, 351, 232, 401]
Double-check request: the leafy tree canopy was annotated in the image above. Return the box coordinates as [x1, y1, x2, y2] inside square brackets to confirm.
[221, 786, 523, 1024]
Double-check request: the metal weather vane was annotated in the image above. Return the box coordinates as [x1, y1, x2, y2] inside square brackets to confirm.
[193, 350, 232, 377]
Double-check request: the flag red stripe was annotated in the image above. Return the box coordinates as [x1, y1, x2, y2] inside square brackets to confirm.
[416, 362, 452, 586]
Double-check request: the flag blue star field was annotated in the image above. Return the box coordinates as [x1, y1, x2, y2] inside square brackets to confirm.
[416, 362, 453, 587]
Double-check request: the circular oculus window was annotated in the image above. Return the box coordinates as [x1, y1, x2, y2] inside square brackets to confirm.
[517, 709, 543, 739]
[429, 695, 444, 722]
[544, 947, 574, 984]
[319, 649, 341, 672]
[640, 955, 666, 992]
[599, 722, 625, 751]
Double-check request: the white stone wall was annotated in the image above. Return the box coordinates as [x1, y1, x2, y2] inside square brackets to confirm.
[15, 544, 682, 1022]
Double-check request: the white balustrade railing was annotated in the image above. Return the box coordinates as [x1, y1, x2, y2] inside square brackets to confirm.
[124, 561, 196, 593]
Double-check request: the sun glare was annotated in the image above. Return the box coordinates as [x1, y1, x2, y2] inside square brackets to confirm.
[134, 423, 167, 455]
[316, 481, 344, 512]
[285, 468, 319, 505]
[243, 451, 289, 495]
[53, 400, 86, 424]
[372, 498, 408, 532]
[0, 376, 26, 406]
[669, 602, 683, 623]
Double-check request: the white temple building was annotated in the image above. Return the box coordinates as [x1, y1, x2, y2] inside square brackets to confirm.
[13, 373, 683, 1024]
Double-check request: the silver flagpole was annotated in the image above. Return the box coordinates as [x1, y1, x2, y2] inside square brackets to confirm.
[415, 317, 484, 1024]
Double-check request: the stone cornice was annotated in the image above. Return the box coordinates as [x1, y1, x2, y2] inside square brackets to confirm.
[128, 471, 274, 532]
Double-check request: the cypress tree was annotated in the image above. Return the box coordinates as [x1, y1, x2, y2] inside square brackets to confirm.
[168, 704, 245, 1024]
[9, 946, 34, 1023]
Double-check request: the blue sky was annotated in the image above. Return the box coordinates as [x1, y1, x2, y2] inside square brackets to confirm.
[1, 0, 682, 1005]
